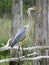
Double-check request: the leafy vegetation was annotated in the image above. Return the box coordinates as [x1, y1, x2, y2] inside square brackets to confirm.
[0, 18, 11, 61]
[0, 0, 12, 17]
[0, 18, 11, 47]
[0, 62, 9, 65]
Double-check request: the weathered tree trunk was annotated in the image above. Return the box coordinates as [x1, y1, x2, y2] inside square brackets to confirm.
[9, 0, 23, 65]
[34, 0, 48, 65]
[47, 0, 49, 65]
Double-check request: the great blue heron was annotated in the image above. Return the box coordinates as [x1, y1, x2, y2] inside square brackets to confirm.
[11, 6, 42, 48]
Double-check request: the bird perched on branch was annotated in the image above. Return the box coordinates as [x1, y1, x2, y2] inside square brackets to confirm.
[11, 6, 42, 48]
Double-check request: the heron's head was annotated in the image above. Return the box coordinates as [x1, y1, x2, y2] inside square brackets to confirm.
[27, 6, 42, 16]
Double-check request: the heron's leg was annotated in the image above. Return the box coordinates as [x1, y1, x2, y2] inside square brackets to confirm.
[20, 41, 28, 57]
[19, 41, 24, 55]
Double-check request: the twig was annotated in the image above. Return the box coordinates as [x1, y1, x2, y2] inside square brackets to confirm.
[1, 37, 12, 48]
[0, 56, 49, 63]
[20, 52, 39, 58]
[0, 46, 49, 51]
[4, 37, 12, 47]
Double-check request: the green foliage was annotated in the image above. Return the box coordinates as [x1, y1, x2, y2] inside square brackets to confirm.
[0, 62, 9, 65]
[0, 0, 36, 17]
[0, 18, 11, 60]
[22, 61, 32, 65]
[0, 18, 11, 47]
[0, 0, 12, 17]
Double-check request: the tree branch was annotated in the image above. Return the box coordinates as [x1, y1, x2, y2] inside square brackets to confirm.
[0, 46, 49, 51]
[0, 38, 49, 51]
[0, 56, 49, 63]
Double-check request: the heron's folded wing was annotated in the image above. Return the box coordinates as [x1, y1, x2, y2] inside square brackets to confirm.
[11, 28, 26, 47]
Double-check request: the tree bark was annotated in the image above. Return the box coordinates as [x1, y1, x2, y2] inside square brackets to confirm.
[9, 0, 23, 65]
[47, 0, 49, 65]
[34, 0, 48, 65]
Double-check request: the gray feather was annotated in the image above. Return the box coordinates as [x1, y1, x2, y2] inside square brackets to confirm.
[11, 28, 26, 47]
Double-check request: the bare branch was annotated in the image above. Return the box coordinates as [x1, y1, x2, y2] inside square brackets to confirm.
[20, 52, 39, 58]
[0, 46, 49, 51]
[1, 37, 12, 48]
[0, 56, 49, 63]
[0, 52, 38, 63]
[5, 37, 12, 47]
[0, 37, 49, 51]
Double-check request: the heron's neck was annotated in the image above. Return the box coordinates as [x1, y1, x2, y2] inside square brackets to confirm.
[26, 15, 33, 33]
[28, 15, 33, 28]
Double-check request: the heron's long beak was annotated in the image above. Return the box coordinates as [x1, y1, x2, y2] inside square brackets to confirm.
[30, 7, 42, 11]
[27, 7, 42, 16]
